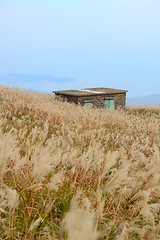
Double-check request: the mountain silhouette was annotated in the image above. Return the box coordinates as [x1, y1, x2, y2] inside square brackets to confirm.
[0, 73, 75, 93]
[127, 94, 160, 106]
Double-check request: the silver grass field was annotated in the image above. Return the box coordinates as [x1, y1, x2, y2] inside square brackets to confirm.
[0, 86, 160, 240]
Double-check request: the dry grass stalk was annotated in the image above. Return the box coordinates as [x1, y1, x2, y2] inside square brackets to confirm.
[0, 85, 159, 239]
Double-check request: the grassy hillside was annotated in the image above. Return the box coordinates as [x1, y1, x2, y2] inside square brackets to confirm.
[0, 86, 160, 240]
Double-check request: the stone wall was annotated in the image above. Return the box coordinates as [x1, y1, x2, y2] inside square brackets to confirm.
[77, 93, 126, 109]
[55, 95, 78, 104]
[55, 93, 126, 110]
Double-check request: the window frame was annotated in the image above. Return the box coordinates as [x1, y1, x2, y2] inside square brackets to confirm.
[83, 101, 92, 108]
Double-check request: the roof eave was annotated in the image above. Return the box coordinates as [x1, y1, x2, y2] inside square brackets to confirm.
[53, 90, 128, 97]
[53, 92, 79, 97]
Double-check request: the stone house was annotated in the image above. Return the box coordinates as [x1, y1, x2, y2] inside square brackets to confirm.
[53, 87, 128, 110]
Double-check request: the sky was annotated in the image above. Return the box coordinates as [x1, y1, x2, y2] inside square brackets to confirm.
[0, 0, 160, 98]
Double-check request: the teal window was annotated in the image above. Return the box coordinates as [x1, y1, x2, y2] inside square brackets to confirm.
[84, 102, 92, 108]
[105, 99, 114, 110]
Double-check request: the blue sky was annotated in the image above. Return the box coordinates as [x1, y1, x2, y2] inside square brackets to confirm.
[0, 0, 160, 97]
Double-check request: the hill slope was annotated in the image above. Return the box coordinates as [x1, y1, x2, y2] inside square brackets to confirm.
[0, 85, 160, 240]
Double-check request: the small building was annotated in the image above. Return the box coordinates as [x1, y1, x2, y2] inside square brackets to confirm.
[53, 87, 128, 110]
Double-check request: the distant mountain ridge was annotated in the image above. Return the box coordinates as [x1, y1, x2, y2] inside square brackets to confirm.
[0, 73, 75, 93]
[0, 73, 74, 84]
[127, 94, 160, 106]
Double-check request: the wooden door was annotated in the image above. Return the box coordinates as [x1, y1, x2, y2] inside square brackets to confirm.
[105, 99, 114, 110]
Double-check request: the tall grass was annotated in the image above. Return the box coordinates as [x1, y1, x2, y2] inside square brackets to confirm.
[0, 85, 160, 239]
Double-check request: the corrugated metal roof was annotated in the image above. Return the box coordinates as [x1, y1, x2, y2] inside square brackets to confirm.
[53, 88, 128, 97]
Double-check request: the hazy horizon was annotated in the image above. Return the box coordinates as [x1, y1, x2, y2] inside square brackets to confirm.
[0, 0, 160, 98]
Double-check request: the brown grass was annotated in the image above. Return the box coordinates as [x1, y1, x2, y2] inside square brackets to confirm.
[0, 85, 160, 239]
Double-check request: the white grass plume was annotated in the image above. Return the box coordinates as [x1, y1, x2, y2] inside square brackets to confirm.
[47, 171, 64, 192]
[104, 164, 130, 193]
[101, 150, 119, 179]
[7, 188, 19, 212]
[28, 217, 42, 233]
[61, 192, 101, 240]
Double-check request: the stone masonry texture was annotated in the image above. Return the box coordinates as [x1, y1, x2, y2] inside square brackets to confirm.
[55, 93, 127, 110]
